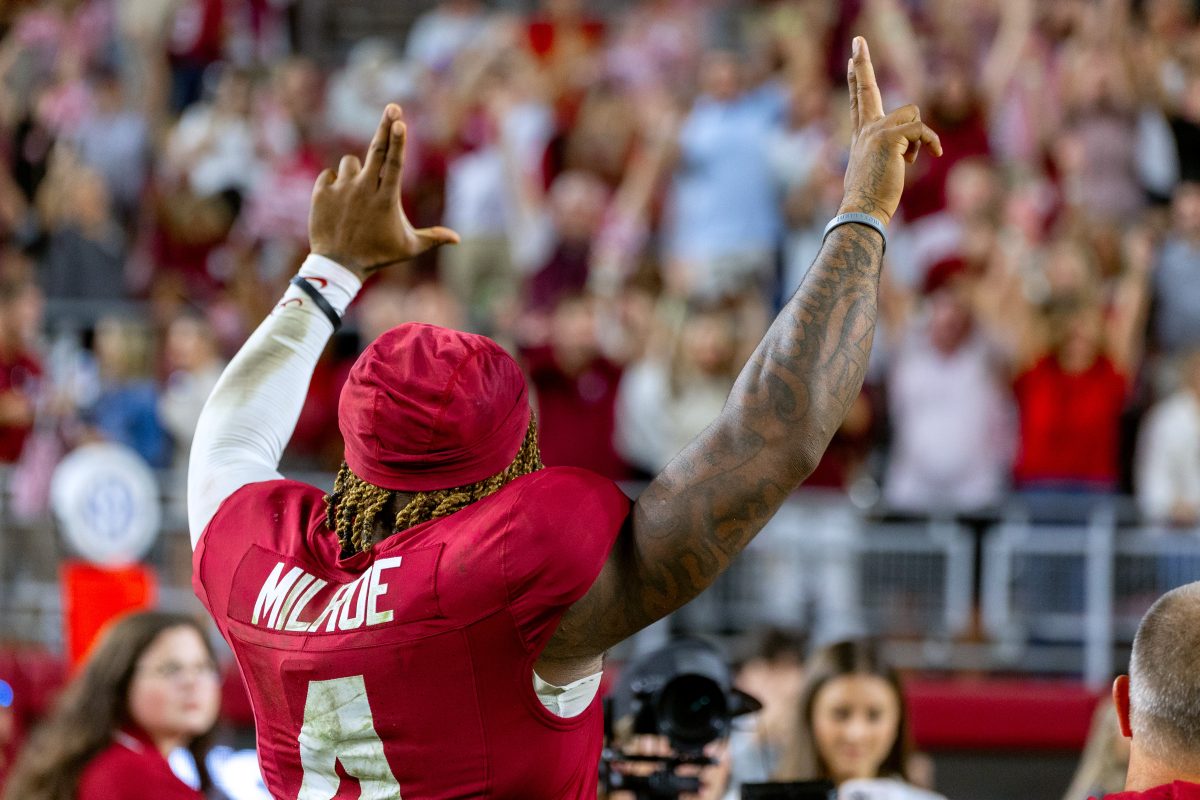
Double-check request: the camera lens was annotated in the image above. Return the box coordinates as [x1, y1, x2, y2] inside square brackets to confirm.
[657, 673, 728, 747]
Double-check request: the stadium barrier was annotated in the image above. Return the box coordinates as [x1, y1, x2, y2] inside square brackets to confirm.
[4, 470, 1200, 687]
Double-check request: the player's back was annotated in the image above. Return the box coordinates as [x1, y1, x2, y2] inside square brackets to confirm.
[192, 466, 629, 799]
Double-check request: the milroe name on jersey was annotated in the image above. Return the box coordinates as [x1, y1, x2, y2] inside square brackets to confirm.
[252, 557, 403, 633]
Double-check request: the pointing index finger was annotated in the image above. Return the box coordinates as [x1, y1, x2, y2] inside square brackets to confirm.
[851, 36, 884, 123]
[364, 104, 401, 185]
[847, 59, 860, 135]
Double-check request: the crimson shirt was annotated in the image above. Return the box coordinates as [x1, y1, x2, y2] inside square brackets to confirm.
[77, 727, 202, 800]
[193, 467, 630, 799]
[0, 350, 40, 463]
[1013, 355, 1128, 490]
[525, 346, 629, 481]
[1104, 782, 1200, 799]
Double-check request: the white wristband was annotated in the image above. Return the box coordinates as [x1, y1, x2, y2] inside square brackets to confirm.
[822, 212, 887, 254]
[292, 254, 364, 317]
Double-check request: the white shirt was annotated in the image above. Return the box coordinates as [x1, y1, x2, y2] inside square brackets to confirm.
[166, 106, 261, 198]
[1136, 390, 1200, 522]
[884, 326, 1015, 513]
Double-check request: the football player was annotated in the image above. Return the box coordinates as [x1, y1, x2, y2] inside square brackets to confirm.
[189, 37, 939, 799]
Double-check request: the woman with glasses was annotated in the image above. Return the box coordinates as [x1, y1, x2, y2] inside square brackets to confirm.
[3, 611, 223, 800]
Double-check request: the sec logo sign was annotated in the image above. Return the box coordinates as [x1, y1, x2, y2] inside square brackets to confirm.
[51, 443, 162, 566]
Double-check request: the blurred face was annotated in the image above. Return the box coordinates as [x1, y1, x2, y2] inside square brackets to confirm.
[1, 284, 43, 345]
[736, 658, 804, 742]
[1055, 305, 1104, 372]
[811, 675, 901, 784]
[1147, 0, 1190, 34]
[399, 283, 466, 331]
[1044, 241, 1093, 295]
[543, 0, 581, 21]
[550, 298, 597, 372]
[94, 318, 140, 377]
[682, 312, 736, 376]
[700, 52, 741, 101]
[0, 704, 12, 747]
[1181, 73, 1200, 122]
[1003, 179, 1051, 241]
[127, 626, 220, 752]
[277, 60, 322, 117]
[930, 71, 975, 124]
[1039, 0, 1088, 39]
[785, 80, 828, 130]
[927, 288, 972, 355]
[550, 173, 608, 241]
[945, 162, 997, 219]
[1172, 183, 1200, 238]
[73, 170, 113, 226]
[1185, 352, 1200, 398]
[0, 705, 11, 773]
[165, 317, 216, 372]
[215, 74, 253, 116]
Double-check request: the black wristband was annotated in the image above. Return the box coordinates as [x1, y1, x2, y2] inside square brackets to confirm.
[290, 276, 342, 331]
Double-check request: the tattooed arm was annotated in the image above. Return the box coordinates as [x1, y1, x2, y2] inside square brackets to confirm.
[540, 37, 942, 674]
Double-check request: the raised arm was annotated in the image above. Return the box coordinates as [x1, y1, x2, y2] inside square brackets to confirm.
[188, 105, 457, 546]
[544, 38, 942, 661]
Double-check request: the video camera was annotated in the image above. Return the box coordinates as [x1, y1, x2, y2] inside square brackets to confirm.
[600, 638, 836, 800]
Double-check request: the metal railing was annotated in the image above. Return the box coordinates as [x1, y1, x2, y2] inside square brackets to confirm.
[673, 497, 975, 651]
[6, 469, 1200, 687]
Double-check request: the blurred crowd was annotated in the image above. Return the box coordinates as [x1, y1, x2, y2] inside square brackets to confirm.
[2, 0, 1200, 526]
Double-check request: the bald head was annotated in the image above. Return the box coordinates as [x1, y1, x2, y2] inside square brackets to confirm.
[1129, 582, 1200, 763]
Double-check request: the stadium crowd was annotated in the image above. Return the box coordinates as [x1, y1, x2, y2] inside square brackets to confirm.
[0, 0, 1198, 525]
[2, 1, 1200, 799]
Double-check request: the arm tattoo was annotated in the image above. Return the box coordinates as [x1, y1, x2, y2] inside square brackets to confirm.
[547, 225, 884, 660]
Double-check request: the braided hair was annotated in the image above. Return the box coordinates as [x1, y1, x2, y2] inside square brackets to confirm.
[325, 417, 544, 553]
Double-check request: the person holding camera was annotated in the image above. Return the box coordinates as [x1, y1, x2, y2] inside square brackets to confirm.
[774, 640, 945, 800]
[186, 36, 939, 799]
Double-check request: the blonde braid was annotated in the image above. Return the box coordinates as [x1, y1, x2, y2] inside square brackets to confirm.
[325, 418, 544, 554]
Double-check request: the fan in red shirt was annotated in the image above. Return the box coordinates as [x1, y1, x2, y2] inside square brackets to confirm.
[1012, 245, 1151, 492]
[3, 612, 221, 800]
[0, 280, 42, 464]
[1103, 583, 1200, 800]
[188, 37, 941, 800]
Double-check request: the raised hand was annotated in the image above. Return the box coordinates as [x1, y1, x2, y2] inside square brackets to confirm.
[309, 104, 459, 280]
[839, 36, 942, 225]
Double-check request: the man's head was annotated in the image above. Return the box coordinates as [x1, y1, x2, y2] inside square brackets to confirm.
[922, 258, 973, 356]
[1115, 581, 1200, 789]
[165, 313, 220, 374]
[327, 323, 542, 553]
[1172, 182, 1200, 241]
[944, 158, 998, 221]
[0, 279, 42, 350]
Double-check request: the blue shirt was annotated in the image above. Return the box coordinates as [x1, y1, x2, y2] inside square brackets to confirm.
[88, 381, 171, 469]
[665, 84, 785, 262]
[1154, 236, 1200, 355]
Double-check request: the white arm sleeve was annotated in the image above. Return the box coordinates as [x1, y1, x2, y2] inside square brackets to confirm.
[187, 255, 363, 547]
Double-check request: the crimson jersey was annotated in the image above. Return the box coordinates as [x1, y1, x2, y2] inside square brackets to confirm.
[1105, 783, 1200, 800]
[193, 467, 630, 799]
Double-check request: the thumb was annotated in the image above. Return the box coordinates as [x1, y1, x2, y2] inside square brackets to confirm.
[416, 225, 461, 247]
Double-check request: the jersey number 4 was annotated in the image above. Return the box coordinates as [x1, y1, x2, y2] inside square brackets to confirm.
[297, 675, 403, 799]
